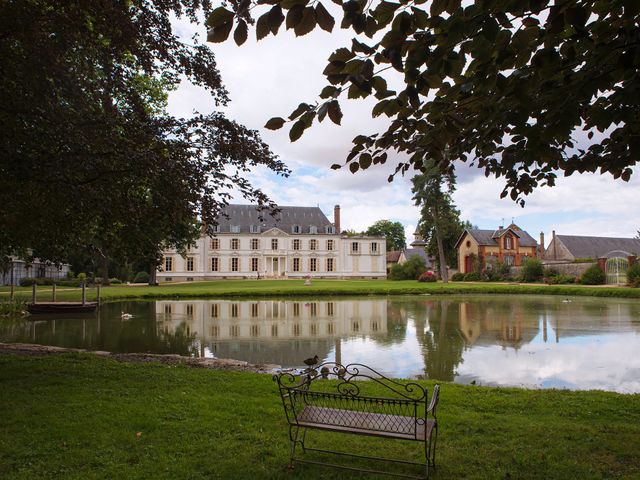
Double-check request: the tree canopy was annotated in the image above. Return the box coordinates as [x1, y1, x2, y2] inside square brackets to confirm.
[0, 0, 288, 272]
[365, 219, 407, 250]
[210, 0, 639, 205]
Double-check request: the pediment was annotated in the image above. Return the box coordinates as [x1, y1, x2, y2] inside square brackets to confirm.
[262, 227, 289, 236]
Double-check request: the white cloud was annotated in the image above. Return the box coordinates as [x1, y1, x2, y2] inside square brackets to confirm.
[167, 13, 640, 240]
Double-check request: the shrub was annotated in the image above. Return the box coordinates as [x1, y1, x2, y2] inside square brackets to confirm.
[58, 279, 82, 287]
[543, 267, 559, 279]
[417, 271, 437, 282]
[77, 273, 87, 282]
[19, 277, 54, 287]
[109, 278, 122, 285]
[627, 263, 640, 287]
[388, 256, 427, 280]
[463, 272, 481, 281]
[545, 274, 576, 285]
[521, 258, 544, 282]
[580, 265, 605, 285]
[132, 271, 150, 284]
[451, 272, 465, 281]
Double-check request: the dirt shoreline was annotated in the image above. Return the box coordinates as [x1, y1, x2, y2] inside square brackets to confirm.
[0, 342, 280, 373]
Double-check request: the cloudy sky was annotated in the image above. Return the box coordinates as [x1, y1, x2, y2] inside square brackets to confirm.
[168, 15, 639, 247]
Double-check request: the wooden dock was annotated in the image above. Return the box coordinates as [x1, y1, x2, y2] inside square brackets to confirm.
[27, 302, 98, 314]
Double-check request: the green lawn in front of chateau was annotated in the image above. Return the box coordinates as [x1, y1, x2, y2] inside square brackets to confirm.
[1, 279, 639, 305]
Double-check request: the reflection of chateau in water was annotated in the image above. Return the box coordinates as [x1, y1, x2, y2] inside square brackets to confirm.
[1, 296, 638, 391]
[154, 299, 388, 366]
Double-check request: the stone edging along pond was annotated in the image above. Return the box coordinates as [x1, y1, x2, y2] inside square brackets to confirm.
[0, 342, 280, 374]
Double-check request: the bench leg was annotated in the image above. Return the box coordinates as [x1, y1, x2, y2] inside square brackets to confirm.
[288, 425, 308, 466]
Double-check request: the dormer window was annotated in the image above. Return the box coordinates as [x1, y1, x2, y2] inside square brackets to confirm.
[325, 226, 336, 234]
[250, 225, 260, 233]
[292, 225, 301, 234]
[211, 225, 220, 233]
[230, 225, 240, 233]
[309, 225, 318, 234]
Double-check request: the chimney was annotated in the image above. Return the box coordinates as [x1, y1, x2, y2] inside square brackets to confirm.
[552, 230, 557, 260]
[334, 205, 341, 234]
[539, 232, 545, 259]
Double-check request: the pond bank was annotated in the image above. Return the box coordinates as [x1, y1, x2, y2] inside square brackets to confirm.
[0, 342, 279, 373]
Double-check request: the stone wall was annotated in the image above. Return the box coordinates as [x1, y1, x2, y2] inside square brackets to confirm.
[510, 261, 596, 279]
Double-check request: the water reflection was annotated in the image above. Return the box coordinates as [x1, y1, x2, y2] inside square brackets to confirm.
[1, 296, 639, 392]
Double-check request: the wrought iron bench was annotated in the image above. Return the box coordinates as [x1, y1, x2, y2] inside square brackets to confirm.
[273, 363, 440, 479]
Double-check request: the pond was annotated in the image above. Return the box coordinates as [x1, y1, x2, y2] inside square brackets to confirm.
[1, 295, 639, 393]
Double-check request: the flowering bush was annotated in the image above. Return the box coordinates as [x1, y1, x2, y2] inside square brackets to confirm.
[417, 271, 437, 282]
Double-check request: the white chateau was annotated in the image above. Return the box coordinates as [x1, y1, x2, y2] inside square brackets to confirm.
[158, 204, 387, 282]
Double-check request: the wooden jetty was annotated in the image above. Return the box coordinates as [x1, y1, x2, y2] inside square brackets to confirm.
[27, 283, 100, 315]
[27, 302, 98, 314]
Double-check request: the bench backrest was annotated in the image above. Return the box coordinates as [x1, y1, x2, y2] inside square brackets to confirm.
[274, 363, 437, 434]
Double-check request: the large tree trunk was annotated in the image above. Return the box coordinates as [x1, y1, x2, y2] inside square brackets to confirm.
[148, 262, 158, 286]
[435, 231, 449, 283]
[100, 256, 110, 286]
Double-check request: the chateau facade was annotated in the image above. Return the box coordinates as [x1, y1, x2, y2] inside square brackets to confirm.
[157, 204, 387, 282]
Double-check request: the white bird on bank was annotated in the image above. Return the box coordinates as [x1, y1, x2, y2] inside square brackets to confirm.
[121, 311, 133, 320]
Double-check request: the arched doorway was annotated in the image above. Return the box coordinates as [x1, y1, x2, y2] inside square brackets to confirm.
[605, 252, 629, 285]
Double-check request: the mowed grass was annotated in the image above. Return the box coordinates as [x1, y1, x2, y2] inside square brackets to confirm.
[1, 279, 639, 304]
[1, 354, 639, 479]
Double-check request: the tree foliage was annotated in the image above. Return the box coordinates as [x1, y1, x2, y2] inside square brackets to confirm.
[365, 219, 406, 250]
[0, 0, 288, 275]
[212, 0, 639, 204]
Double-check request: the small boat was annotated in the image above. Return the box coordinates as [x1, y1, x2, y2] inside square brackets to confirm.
[27, 302, 98, 314]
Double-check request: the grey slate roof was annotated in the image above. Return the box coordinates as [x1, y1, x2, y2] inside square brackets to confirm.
[404, 248, 433, 268]
[214, 204, 334, 234]
[463, 227, 538, 247]
[556, 235, 640, 258]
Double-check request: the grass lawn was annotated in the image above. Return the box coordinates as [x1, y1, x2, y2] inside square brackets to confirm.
[1, 354, 639, 479]
[1, 279, 639, 304]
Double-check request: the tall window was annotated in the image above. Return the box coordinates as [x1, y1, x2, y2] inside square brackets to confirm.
[371, 242, 378, 253]
[310, 239, 318, 250]
[327, 302, 335, 316]
[292, 225, 301, 234]
[231, 238, 240, 250]
[231, 303, 239, 317]
[310, 258, 317, 272]
[231, 257, 239, 272]
[351, 242, 359, 253]
[251, 303, 259, 317]
[211, 304, 218, 318]
[505, 236, 512, 249]
[293, 239, 300, 250]
[293, 303, 300, 316]
[250, 238, 259, 250]
[326, 258, 334, 272]
[504, 255, 515, 266]
[210, 238, 219, 250]
[211, 257, 219, 272]
[271, 238, 278, 250]
[293, 257, 300, 272]
[186, 257, 194, 272]
[164, 257, 173, 272]
[327, 239, 334, 250]
[250, 257, 259, 272]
